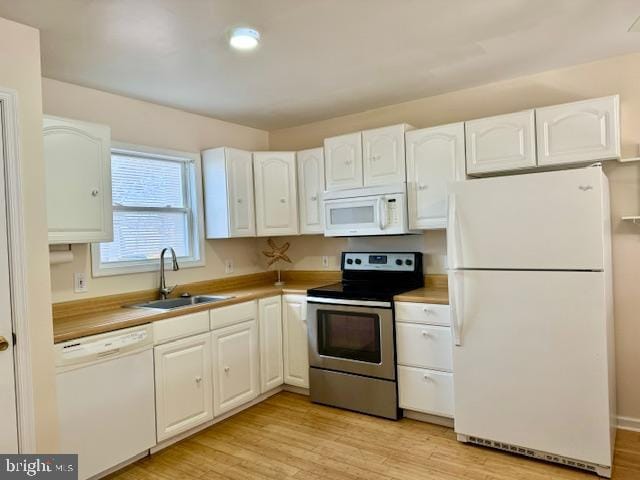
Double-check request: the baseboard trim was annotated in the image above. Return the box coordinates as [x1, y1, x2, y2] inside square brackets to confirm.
[282, 384, 310, 396]
[403, 409, 455, 428]
[618, 415, 640, 432]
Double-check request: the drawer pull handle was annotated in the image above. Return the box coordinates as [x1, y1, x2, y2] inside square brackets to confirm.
[423, 307, 432, 314]
[224, 366, 230, 373]
[421, 330, 430, 337]
[195, 376, 202, 384]
[423, 374, 432, 381]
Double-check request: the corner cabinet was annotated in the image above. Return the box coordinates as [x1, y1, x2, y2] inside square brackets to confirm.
[253, 152, 299, 236]
[465, 110, 536, 176]
[282, 295, 309, 388]
[43, 115, 113, 244]
[258, 296, 284, 393]
[324, 132, 363, 191]
[297, 148, 325, 234]
[202, 147, 256, 238]
[362, 124, 413, 186]
[406, 123, 465, 229]
[536, 95, 620, 167]
[154, 332, 213, 442]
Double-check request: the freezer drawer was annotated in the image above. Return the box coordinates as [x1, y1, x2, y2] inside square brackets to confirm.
[450, 270, 613, 467]
[448, 166, 608, 270]
[398, 366, 454, 418]
[396, 323, 452, 371]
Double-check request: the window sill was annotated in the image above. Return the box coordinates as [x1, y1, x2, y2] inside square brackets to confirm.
[91, 255, 205, 278]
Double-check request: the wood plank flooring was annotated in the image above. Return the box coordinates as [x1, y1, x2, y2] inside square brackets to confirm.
[108, 392, 640, 480]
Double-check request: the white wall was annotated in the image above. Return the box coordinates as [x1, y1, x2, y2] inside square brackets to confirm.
[43, 78, 269, 302]
[269, 53, 640, 424]
[0, 17, 58, 452]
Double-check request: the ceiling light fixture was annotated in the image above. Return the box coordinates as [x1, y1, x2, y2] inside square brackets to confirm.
[229, 27, 260, 50]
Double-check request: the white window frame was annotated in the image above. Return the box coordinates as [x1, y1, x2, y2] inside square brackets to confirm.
[91, 142, 205, 277]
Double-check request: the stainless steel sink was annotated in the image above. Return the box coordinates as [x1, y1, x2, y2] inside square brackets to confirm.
[128, 295, 234, 311]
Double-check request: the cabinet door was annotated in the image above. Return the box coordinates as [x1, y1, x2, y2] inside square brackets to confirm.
[258, 296, 284, 393]
[282, 295, 309, 388]
[406, 123, 465, 229]
[324, 132, 363, 190]
[226, 148, 256, 237]
[212, 320, 259, 416]
[253, 152, 299, 236]
[363, 124, 410, 186]
[465, 110, 536, 175]
[297, 148, 325, 234]
[43, 115, 113, 244]
[154, 333, 213, 442]
[536, 96, 620, 166]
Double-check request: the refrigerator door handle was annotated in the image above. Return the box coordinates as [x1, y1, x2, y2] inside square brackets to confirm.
[449, 270, 463, 346]
[447, 193, 459, 269]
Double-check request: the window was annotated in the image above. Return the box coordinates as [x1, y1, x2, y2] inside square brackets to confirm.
[91, 143, 204, 277]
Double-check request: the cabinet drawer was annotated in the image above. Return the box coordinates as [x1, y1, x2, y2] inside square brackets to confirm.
[395, 302, 450, 326]
[396, 323, 452, 371]
[398, 366, 454, 418]
[153, 310, 210, 345]
[210, 300, 257, 330]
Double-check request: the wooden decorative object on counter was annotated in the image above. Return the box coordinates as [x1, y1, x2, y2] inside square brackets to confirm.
[262, 238, 292, 286]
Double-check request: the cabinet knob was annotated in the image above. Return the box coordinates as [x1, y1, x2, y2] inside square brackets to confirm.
[0, 336, 9, 352]
[91, 189, 99, 197]
[237, 198, 243, 204]
[224, 366, 230, 373]
[344, 160, 352, 165]
[371, 155, 381, 161]
[280, 198, 286, 203]
[421, 330, 430, 337]
[423, 374, 432, 381]
[310, 195, 318, 201]
[418, 184, 427, 191]
[195, 376, 202, 384]
[423, 307, 432, 314]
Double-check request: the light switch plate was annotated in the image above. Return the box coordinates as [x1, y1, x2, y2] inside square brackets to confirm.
[74, 272, 88, 293]
[224, 259, 234, 274]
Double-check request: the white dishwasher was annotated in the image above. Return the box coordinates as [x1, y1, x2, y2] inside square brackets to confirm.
[55, 324, 156, 480]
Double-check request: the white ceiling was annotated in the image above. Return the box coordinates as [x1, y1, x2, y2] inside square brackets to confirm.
[1, 0, 640, 130]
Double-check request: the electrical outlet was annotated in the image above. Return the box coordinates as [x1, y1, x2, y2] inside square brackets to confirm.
[74, 272, 88, 293]
[322, 256, 329, 268]
[224, 259, 234, 274]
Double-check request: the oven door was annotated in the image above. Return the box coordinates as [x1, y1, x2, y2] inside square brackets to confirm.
[307, 299, 395, 380]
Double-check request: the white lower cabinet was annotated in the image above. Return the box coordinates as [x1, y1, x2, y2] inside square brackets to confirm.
[395, 301, 454, 418]
[258, 296, 284, 392]
[282, 294, 309, 388]
[154, 332, 213, 442]
[398, 366, 454, 418]
[211, 318, 260, 416]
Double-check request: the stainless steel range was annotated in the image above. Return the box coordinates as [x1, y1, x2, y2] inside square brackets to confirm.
[307, 252, 423, 420]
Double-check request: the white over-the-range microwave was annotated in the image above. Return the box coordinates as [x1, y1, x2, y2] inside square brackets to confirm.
[323, 183, 418, 237]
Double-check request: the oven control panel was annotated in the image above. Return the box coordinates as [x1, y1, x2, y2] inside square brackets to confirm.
[343, 252, 419, 271]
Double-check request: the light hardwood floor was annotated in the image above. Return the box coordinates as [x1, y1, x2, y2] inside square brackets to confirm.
[108, 392, 640, 480]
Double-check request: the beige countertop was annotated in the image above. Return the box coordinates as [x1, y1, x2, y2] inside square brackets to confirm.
[52, 271, 449, 343]
[53, 281, 325, 344]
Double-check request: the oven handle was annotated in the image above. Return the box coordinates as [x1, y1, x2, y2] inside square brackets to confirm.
[306, 296, 392, 308]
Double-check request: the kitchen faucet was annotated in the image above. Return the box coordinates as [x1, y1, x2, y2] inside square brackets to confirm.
[159, 247, 180, 299]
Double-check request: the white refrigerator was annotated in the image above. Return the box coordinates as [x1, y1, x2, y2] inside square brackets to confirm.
[447, 165, 616, 478]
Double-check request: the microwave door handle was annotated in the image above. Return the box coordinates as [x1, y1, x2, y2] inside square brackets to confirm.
[378, 197, 387, 229]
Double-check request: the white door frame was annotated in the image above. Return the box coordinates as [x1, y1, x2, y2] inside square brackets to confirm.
[1, 87, 37, 452]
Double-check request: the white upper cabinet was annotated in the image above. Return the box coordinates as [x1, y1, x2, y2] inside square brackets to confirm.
[406, 122, 465, 229]
[258, 296, 284, 393]
[324, 132, 363, 190]
[465, 110, 537, 175]
[297, 148, 325, 234]
[362, 124, 413, 186]
[43, 115, 113, 244]
[253, 152, 299, 236]
[202, 147, 256, 238]
[536, 95, 620, 166]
